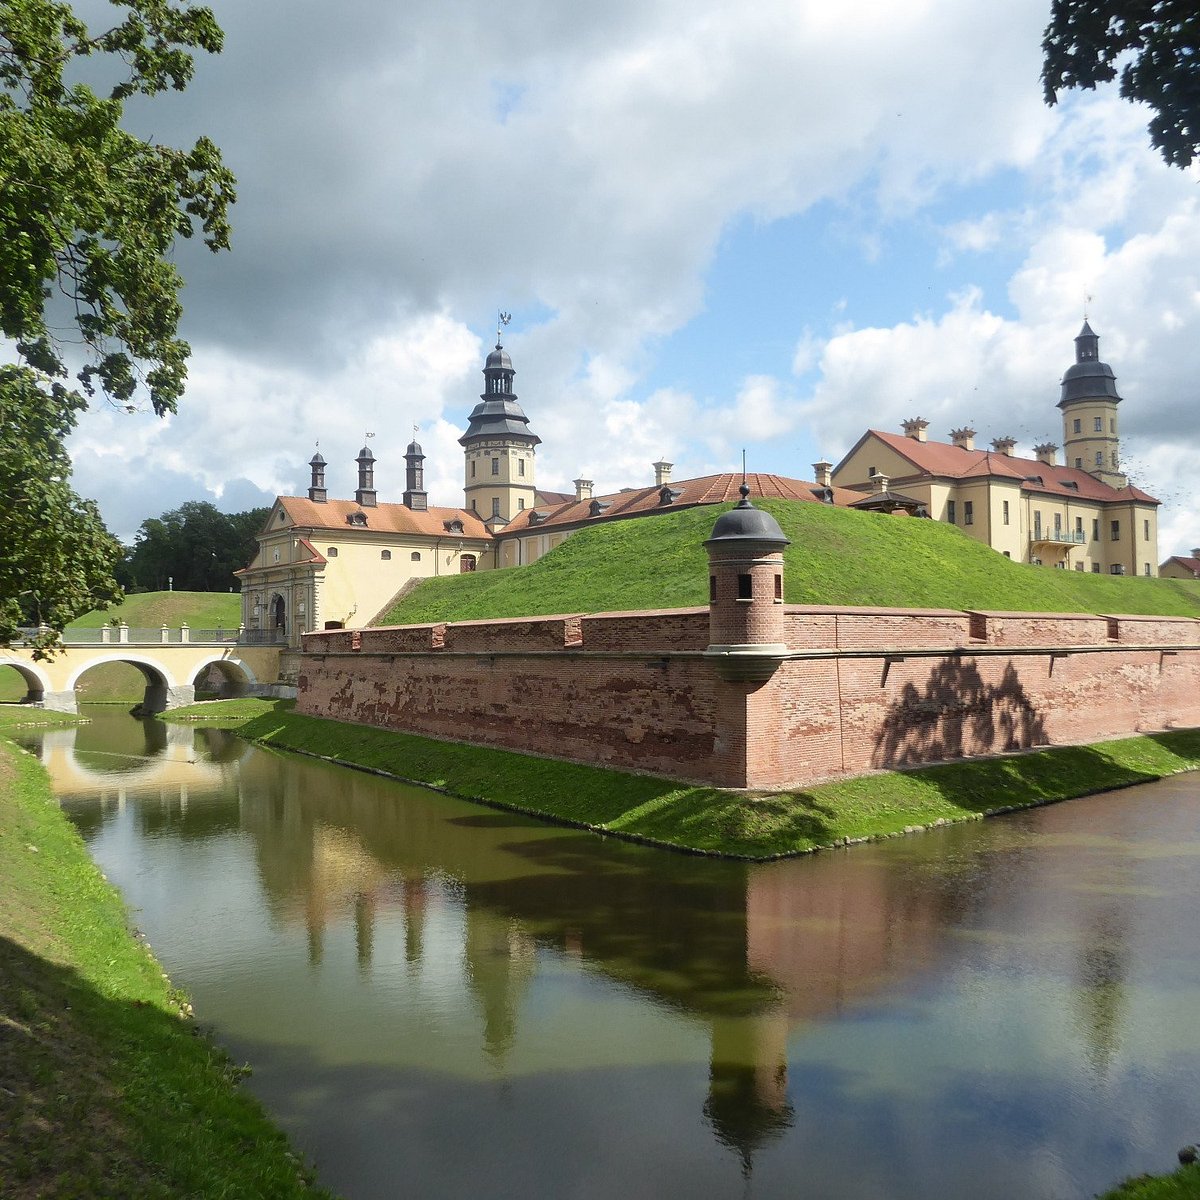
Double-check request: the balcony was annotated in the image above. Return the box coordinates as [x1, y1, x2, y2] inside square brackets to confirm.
[1030, 529, 1086, 546]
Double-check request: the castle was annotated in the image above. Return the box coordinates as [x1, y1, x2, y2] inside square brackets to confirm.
[238, 321, 1161, 645]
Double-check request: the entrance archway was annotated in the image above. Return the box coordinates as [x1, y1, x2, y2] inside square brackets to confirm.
[271, 594, 286, 633]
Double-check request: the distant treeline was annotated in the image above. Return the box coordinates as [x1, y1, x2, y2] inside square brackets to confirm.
[118, 502, 267, 593]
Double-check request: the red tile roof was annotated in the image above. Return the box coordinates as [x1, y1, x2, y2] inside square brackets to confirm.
[1163, 555, 1200, 577]
[855, 430, 1158, 505]
[500, 472, 862, 536]
[276, 496, 492, 539]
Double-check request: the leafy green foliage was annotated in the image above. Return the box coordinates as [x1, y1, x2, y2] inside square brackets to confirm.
[0, 1, 235, 651]
[379, 500, 1200, 626]
[118, 502, 267, 592]
[1043, 0, 1200, 168]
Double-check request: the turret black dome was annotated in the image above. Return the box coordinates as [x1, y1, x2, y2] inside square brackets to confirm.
[705, 488, 790, 546]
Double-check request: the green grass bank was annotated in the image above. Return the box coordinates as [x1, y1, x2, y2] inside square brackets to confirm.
[379, 499, 1200, 626]
[220, 702, 1200, 860]
[0, 723, 331, 1199]
[1102, 1163, 1200, 1199]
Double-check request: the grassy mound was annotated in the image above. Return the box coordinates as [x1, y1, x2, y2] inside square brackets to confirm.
[377, 500, 1200, 625]
[67, 590, 241, 632]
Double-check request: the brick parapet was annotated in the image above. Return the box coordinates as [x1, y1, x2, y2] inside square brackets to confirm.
[298, 606, 1200, 791]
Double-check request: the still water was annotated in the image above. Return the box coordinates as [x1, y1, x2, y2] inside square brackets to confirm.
[16, 707, 1200, 1199]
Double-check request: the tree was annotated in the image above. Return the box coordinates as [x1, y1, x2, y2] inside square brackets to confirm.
[120, 502, 267, 593]
[0, 1, 236, 653]
[1043, 1, 1200, 168]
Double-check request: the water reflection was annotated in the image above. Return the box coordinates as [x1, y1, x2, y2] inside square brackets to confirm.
[21, 710, 1200, 1200]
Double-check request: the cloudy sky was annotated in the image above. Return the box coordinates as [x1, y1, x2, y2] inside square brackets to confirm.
[62, 0, 1198, 556]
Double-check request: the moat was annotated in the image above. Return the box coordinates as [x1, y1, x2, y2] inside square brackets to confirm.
[16, 707, 1200, 1199]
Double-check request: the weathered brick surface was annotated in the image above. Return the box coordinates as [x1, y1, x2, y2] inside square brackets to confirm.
[968, 611, 1109, 646]
[1102, 614, 1200, 645]
[580, 609, 709, 651]
[298, 607, 1200, 790]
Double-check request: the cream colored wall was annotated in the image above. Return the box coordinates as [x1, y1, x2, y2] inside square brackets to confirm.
[1161, 558, 1198, 580]
[1060, 400, 1119, 471]
[463, 441, 536, 522]
[833, 438, 923, 491]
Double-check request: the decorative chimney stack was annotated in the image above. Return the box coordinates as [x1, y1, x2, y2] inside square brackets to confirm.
[874, 473, 891, 494]
[308, 452, 327, 503]
[355, 444, 377, 508]
[403, 439, 428, 511]
[653, 460, 673, 488]
[703, 483, 790, 683]
[991, 436, 1017, 457]
[902, 418, 929, 443]
[812, 460, 832, 488]
[574, 478, 593, 502]
[950, 428, 976, 451]
[1033, 442, 1058, 466]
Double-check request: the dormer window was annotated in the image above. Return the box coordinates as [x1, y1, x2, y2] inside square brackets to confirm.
[443, 518, 465, 534]
[346, 511, 368, 526]
[658, 486, 682, 506]
[811, 486, 834, 505]
[528, 511, 549, 526]
[589, 499, 611, 517]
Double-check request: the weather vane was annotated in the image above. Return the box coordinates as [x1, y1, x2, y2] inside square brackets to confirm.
[365, 430, 375, 439]
[413, 423, 419, 436]
[497, 310, 512, 342]
[1084, 292, 1092, 319]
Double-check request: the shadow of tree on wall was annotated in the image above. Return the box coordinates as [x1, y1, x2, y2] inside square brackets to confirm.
[872, 659, 1048, 771]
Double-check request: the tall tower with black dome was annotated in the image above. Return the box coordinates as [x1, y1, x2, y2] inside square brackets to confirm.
[459, 323, 539, 527]
[1058, 321, 1127, 488]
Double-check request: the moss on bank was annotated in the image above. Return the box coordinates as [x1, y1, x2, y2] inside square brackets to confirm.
[0, 721, 331, 1199]
[158, 696, 288, 724]
[228, 703, 1200, 860]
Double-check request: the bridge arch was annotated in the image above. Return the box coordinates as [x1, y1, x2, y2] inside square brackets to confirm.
[190, 654, 258, 698]
[0, 657, 53, 705]
[65, 654, 191, 715]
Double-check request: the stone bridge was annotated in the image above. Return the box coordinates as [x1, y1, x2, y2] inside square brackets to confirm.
[1, 626, 284, 714]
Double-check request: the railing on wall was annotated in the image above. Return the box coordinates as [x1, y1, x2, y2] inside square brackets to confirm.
[1030, 529, 1087, 545]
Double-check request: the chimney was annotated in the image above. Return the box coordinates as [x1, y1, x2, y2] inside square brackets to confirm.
[1191, 548, 1200, 559]
[991, 436, 1017, 457]
[1033, 441, 1058, 466]
[949, 427, 976, 451]
[874, 473, 890, 494]
[901, 418, 929, 443]
[355, 445, 377, 507]
[653, 459, 673, 487]
[307, 452, 327, 503]
[812, 460, 832, 487]
[574, 478, 593, 502]
[403, 440, 428, 511]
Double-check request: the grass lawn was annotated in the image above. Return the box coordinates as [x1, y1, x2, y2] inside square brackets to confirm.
[66, 590, 241, 632]
[378, 500, 1200, 626]
[158, 696, 288, 725]
[0, 722, 331, 1198]
[1101, 1164, 1200, 1199]
[229, 703, 1200, 860]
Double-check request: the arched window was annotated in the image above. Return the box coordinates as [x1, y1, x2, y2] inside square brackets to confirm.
[460, 555, 477, 573]
[380, 550, 391, 560]
[327, 547, 338, 557]
[411, 551, 420, 561]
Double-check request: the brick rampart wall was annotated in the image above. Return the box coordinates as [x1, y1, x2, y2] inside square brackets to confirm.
[298, 608, 1200, 790]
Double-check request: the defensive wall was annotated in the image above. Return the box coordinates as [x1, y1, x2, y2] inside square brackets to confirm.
[296, 605, 1200, 790]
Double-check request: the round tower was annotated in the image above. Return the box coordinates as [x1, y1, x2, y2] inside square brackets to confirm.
[459, 337, 539, 526]
[1058, 321, 1127, 486]
[703, 486, 790, 681]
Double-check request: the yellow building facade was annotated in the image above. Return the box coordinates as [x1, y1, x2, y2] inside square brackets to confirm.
[832, 325, 1160, 575]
